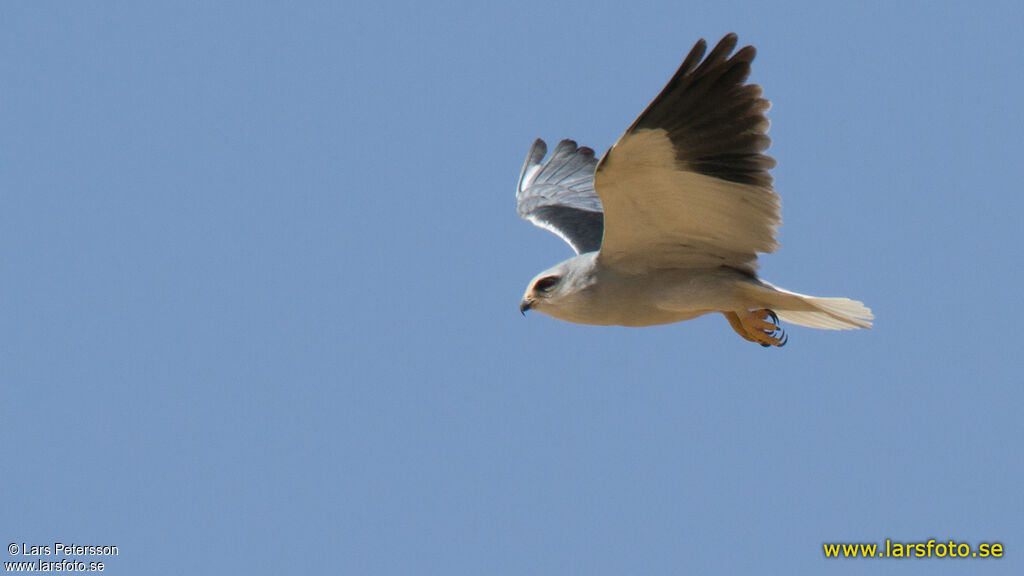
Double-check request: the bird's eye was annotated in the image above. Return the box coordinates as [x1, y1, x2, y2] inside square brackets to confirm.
[535, 276, 560, 292]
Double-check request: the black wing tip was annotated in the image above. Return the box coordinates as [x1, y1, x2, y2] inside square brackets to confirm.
[624, 33, 773, 186]
[734, 43, 756, 62]
[710, 33, 739, 54]
[688, 33, 739, 56]
[692, 33, 755, 67]
[708, 34, 757, 67]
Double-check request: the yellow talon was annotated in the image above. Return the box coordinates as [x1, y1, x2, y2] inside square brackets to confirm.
[724, 309, 788, 347]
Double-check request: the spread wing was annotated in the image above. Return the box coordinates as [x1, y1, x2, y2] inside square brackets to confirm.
[593, 33, 780, 274]
[516, 139, 604, 254]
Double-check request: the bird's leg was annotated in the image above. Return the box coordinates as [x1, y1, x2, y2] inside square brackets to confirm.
[724, 311, 759, 344]
[724, 309, 788, 347]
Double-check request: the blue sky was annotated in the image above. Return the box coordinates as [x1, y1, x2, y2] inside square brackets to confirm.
[3, 1, 1022, 574]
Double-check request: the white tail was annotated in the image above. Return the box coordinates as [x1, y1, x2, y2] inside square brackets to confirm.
[742, 282, 874, 330]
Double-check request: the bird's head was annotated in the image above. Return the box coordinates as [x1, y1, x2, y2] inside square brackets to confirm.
[520, 270, 564, 315]
[520, 255, 596, 318]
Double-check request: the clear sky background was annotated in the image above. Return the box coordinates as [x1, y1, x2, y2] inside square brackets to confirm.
[3, 1, 1021, 575]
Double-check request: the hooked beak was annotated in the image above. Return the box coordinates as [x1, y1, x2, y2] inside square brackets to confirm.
[519, 297, 533, 316]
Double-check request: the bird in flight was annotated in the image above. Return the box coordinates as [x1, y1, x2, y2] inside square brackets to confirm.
[516, 33, 872, 347]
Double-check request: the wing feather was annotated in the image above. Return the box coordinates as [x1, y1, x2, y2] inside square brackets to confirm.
[516, 139, 604, 254]
[594, 34, 780, 273]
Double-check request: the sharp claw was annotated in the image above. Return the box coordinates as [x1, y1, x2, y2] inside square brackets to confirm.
[738, 309, 789, 348]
